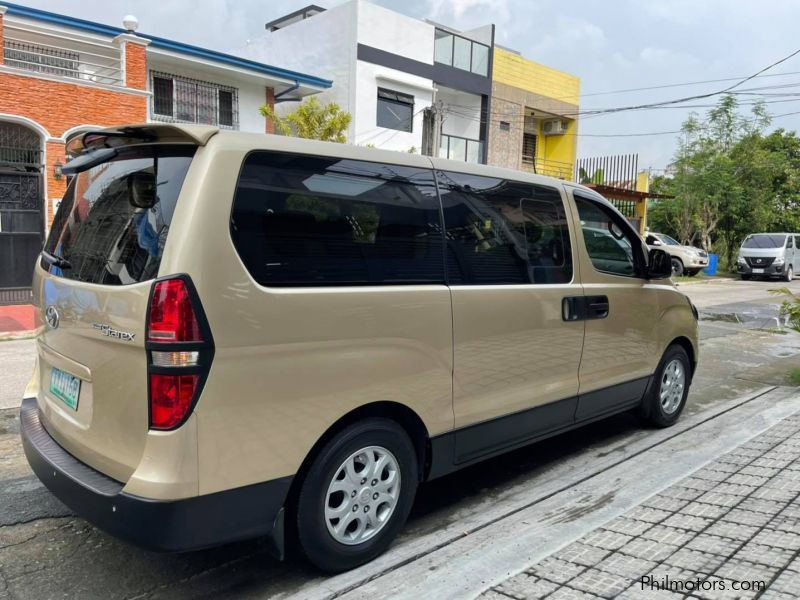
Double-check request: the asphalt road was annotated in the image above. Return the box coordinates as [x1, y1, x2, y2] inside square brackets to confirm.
[0, 278, 799, 599]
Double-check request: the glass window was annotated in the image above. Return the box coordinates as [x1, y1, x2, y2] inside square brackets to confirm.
[437, 171, 572, 284]
[434, 30, 454, 65]
[742, 234, 787, 249]
[219, 91, 234, 127]
[377, 88, 414, 132]
[175, 78, 196, 122]
[453, 36, 472, 71]
[43, 146, 195, 285]
[575, 195, 640, 277]
[231, 153, 444, 286]
[471, 43, 489, 76]
[151, 72, 238, 129]
[449, 136, 466, 162]
[153, 77, 174, 117]
[466, 139, 482, 164]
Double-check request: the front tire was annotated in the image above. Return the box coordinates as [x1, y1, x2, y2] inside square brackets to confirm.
[295, 418, 418, 572]
[686, 269, 700, 277]
[671, 258, 684, 277]
[639, 345, 691, 428]
[785, 265, 794, 282]
[741, 274, 752, 281]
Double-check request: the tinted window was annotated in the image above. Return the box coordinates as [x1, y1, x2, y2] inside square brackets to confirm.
[575, 195, 639, 277]
[43, 146, 195, 285]
[231, 153, 444, 286]
[437, 171, 572, 284]
[377, 88, 413, 132]
[742, 234, 787, 249]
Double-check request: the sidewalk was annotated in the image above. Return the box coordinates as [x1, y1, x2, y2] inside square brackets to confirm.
[481, 414, 800, 599]
[0, 304, 36, 340]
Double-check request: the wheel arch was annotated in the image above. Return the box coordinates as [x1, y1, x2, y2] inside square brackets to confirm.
[283, 401, 431, 524]
[668, 335, 696, 376]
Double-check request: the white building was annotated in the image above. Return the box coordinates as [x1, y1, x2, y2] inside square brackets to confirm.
[243, 0, 494, 163]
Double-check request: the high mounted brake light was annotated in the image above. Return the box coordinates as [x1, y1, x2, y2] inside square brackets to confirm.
[146, 276, 213, 431]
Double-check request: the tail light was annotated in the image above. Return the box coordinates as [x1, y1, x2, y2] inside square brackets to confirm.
[146, 276, 214, 430]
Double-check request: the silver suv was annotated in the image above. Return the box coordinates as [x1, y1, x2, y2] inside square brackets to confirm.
[645, 232, 709, 277]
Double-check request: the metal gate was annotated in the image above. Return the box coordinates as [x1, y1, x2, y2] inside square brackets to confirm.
[0, 122, 44, 304]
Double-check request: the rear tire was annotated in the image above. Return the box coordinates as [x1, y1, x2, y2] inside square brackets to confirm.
[295, 418, 418, 572]
[639, 345, 691, 428]
[671, 258, 684, 277]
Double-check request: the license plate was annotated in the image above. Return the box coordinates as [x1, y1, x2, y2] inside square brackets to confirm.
[50, 367, 81, 411]
[752, 268, 764, 274]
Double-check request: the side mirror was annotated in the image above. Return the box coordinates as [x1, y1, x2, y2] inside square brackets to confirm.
[647, 248, 672, 279]
[651, 239, 663, 246]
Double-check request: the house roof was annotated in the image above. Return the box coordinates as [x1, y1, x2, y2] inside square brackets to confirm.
[1, 2, 332, 89]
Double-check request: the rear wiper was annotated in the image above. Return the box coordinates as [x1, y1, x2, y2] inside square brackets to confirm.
[41, 250, 72, 270]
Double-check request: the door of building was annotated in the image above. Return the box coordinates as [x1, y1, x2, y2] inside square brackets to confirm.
[0, 122, 44, 303]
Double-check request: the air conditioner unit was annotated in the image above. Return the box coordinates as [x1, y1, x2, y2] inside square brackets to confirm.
[542, 119, 568, 136]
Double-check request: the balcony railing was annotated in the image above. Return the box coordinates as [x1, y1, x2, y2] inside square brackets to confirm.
[521, 156, 574, 180]
[2, 27, 124, 87]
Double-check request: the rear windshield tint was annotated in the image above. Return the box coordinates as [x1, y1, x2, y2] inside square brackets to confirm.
[43, 146, 194, 285]
[741, 234, 786, 249]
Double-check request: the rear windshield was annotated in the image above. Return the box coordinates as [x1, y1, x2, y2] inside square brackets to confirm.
[43, 146, 194, 285]
[741, 234, 786, 249]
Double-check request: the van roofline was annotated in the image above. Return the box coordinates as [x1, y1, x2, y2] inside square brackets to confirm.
[87, 123, 592, 192]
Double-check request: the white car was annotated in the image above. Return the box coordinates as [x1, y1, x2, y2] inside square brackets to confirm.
[645, 232, 709, 277]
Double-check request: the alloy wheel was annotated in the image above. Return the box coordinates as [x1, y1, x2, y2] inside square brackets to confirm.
[324, 446, 401, 545]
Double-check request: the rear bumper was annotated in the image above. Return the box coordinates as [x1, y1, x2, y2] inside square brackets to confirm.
[20, 397, 292, 555]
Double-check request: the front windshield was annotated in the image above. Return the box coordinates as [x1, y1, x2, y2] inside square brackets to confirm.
[741, 234, 787, 249]
[656, 234, 680, 246]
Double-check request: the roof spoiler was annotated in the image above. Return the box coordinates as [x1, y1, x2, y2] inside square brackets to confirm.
[65, 124, 219, 158]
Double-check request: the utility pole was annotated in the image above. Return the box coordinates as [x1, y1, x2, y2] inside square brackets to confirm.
[421, 101, 443, 158]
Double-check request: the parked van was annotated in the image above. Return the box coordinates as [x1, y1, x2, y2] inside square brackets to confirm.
[736, 233, 799, 281]
[21, 124, 698, 572]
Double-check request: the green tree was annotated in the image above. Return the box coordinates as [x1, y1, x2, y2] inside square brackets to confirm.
[260, 96, 352, 143]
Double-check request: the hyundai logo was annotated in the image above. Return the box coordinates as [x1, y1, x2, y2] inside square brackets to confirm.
[45, 306, 59, 330]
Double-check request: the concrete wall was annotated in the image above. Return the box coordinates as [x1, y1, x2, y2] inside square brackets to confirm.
[241, 1, 357, 137]
[354, 61, 432, 150]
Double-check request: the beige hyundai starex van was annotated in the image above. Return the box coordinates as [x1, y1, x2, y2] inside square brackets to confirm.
[21, 124, 698, 572]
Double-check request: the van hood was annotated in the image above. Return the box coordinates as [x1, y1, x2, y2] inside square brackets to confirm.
[739, 247, 782, 258]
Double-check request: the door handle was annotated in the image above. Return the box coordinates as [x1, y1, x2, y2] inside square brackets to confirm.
[587, 296, 610, 319]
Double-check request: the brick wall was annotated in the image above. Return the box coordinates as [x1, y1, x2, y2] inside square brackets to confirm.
[123, 40, 148, 90]
[0, 11, 5, 66]
[487, 97, 523, 170]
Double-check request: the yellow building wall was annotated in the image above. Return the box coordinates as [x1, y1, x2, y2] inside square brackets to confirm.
[493, 47, 580, 174]
[493, 48, 580, 103]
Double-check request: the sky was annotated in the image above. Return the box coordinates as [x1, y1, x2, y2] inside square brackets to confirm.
[16, 0, 800, 170]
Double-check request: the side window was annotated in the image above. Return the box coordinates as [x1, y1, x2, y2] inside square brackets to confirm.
[574, 195, 641, 278]
[231, 153, 443, 286]
[437, 171, 573, 284]
[377, 88, 414, 132]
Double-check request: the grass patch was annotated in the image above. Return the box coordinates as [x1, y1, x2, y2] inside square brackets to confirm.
[788, 368, 800, 386]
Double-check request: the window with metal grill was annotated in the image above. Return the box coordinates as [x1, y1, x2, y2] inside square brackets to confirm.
[150, 72, 239, 129]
